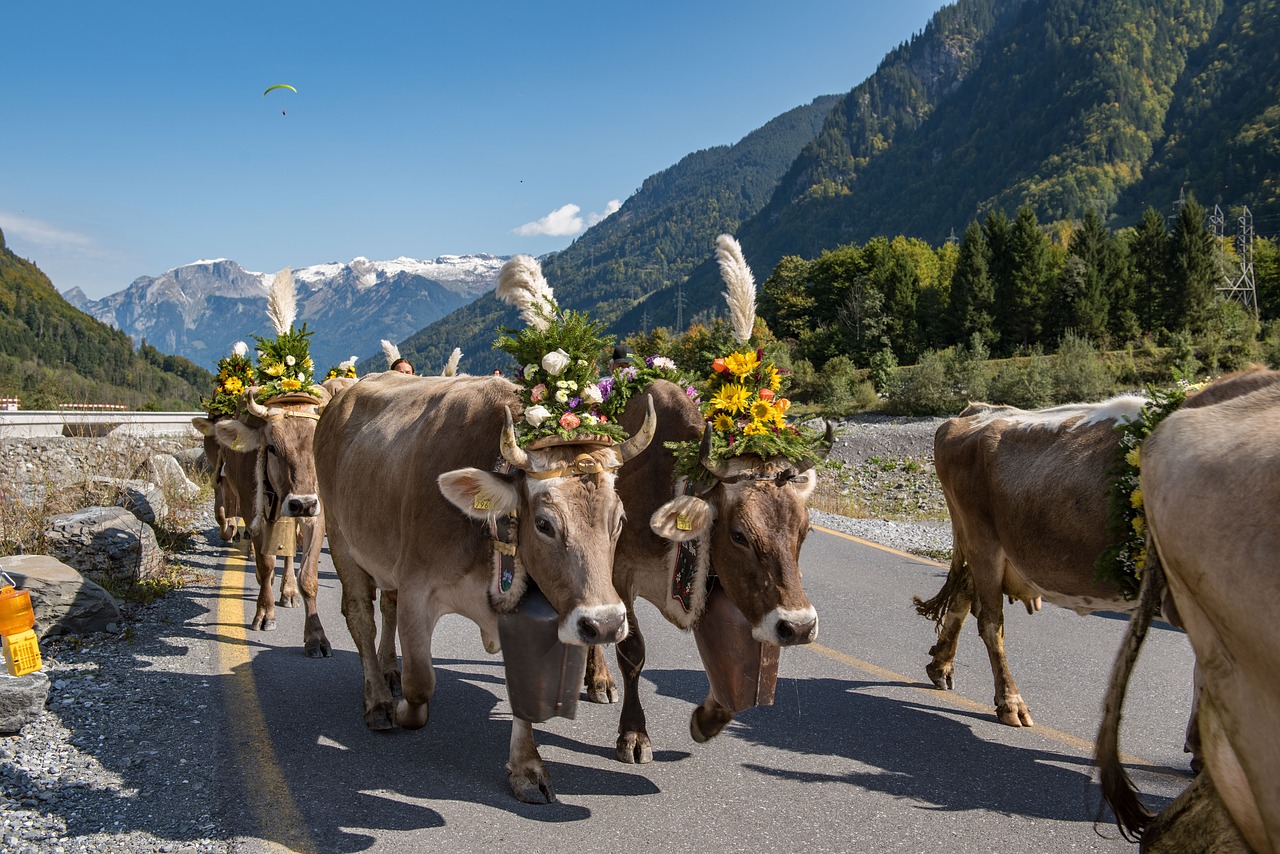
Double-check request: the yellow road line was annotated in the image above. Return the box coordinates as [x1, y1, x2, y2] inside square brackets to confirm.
[218, 550, 317, 854]
[807, 525, 1154, 769]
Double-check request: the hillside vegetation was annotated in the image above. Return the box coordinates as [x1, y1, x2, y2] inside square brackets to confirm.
[0, 228, 212, 410]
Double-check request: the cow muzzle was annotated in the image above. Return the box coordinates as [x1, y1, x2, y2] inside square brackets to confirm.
[282, 493, 321, 517]
[559, 603, 628, 646]
[754, 605, 819, 646]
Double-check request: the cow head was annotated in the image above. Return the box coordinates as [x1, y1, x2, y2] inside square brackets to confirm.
[650, 422, 830, 646]
[210, 390, 330, 532]
[438, 397, 657, 647]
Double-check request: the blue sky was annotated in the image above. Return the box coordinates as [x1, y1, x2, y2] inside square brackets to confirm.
[2, 1, 946, 299]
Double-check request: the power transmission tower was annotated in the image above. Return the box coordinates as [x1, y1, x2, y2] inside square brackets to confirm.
[1211, 204, 1233, 288]
[945, 228, 959, 246]
[1216, 206, 1257, 319]
[674, 281, 686, 333]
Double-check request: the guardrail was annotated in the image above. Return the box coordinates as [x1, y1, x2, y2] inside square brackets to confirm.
[0, 411, 204, 439]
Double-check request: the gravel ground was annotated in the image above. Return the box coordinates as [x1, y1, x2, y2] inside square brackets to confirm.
[0, 417, 955, 852]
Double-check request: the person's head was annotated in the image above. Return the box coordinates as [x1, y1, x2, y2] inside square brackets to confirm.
[390, 358, 414, 375]
[608, 344, 634, 372]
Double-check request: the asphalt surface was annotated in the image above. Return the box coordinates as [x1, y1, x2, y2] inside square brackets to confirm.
[200, 525, 1196, 854]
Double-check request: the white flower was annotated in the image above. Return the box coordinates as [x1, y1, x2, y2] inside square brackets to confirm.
[541, 349, 571, 376]
[651, 356, 676, 371]
[285, 355, 296, 366]
[580, 413, 598, 426]
[524, 405, 553, 428]
[297, 373, 305, 382]
[582, 384, 603, 405]
[524, 363, 539, 380]
[555, 390, 569, 403]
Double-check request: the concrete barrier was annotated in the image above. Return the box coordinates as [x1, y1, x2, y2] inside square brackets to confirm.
[0, 411, 203, 439]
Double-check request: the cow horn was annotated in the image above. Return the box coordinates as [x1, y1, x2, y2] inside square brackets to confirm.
[699, 421, 733, 480]
[616, 394, 657, 463]
[244, 389, 271, 420]
[500, 406, 532, 471]
[795, 419, 837, 472]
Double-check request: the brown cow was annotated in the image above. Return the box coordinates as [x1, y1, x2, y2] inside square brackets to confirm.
[586, 377, 823, 764]
[917, 394, 1152, 726]
[194, 389, 333, 658]
[197, 416, 245, 541]
[313, 371, 656, 803]
[1098, 369, 1280, 853]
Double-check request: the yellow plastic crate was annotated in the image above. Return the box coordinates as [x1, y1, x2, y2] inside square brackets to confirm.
[3, 629, 42, 676]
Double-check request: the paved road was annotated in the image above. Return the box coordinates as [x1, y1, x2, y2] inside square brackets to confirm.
[208, 526, 1195, 854]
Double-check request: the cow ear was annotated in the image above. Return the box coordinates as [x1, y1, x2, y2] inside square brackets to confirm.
[790, 471, 818, 502]
[213, 419, 261, 453]
[651, 495, 712, 542]
[191, 417, 214, 437]
[438, 468, 520, 519]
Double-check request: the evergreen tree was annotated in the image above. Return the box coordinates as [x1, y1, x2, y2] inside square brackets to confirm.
[1165, 196, 1218, 335]
[995, 206, 1049, 354]
[1127, 207, 1168, 333]
[1057, 207, 1115, 342]
[949, 220, 996, 348]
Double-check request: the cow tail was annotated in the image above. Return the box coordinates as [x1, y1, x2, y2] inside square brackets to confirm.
[912, 539, 970, 632]
[1094, 550, 1166, 841]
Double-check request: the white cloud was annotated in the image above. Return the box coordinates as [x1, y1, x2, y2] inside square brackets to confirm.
[0, 210, 97, 250]
[514, 199, 623, 238]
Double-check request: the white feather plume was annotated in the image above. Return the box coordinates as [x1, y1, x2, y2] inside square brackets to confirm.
[442, 347, 462, 377]
[266, 268, 297, 336]
[231, 341, 248, 358]
[340, 356, 358, 370]
[715, 234, 756, 344]
[495, 255, 557, 330]
[381, 339, 401, 364]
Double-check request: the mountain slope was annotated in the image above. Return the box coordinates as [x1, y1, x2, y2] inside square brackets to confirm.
[0, 228, 212, 409]
[398, 95, 840, 374]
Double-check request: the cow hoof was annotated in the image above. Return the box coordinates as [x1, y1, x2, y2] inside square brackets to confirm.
[385, 669, 403, 699]
[278, 594, 301, 608]
[926, 662, 954, 690]
[304, 638, 332, 658]
[996, 697, 1034, 727]
[364, 705, 395, 731]
[586, 681, 618, 704]
[616, 732, 652, 764]
[396, 699, 430, 730]
[251, 617, 277, 632]
[690, 705, 733, 744]
[508, 766, 556, 804]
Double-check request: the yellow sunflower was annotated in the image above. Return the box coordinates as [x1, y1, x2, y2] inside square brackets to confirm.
[222, 376, 244, 395]
[711, 383, 751, 415]
[280, 378, 303, 391]
[743, 421, 770, 436]
[767, 365, 782, 391]
[723, 351, 760, 378]
[713, 413, 736, 432]
[750, 399, 775, 424]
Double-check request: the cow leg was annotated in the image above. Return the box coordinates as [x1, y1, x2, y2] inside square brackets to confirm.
[915, 554, 975, 691]
[972, 565, 1033, 727]
[394, 584, 439, 731]
[278, 554, 301, 608]
[377, 589, 401, 697]
[584, 645, 618, 704]
[615, 607, 651, 763]
[507, 718, 555, 803]
[297, 518, 331, 658]
[249, 549, 278, 631]
[331, 526, 394, 730]
[690, 691, 734, 743]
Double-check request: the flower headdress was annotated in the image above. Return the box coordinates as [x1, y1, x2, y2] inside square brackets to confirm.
[674, 235, 823, 474]
[203, 341, 255, 416]
[493, 255, 628, 448]
[251, 269, 325, 401]
[324, 356, 358, 381]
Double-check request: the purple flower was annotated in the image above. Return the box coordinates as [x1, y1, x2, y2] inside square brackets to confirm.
[645, 354, 657, 368]
[622, 366, 638, 381]
[684, 386, 697, 397]
[568, 396, 582, 410]
[597, 377, 615, 400]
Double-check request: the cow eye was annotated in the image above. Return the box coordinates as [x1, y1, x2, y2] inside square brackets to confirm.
[266, 443, 278, 456]
[730, 529, 749, 547]
[534, 516, 556, 538]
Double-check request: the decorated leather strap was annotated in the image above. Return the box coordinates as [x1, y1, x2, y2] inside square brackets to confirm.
[670, 478, 703, 613]
[487, 457, 519, 594]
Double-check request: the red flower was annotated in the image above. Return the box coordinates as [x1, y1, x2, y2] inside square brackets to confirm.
[559, 411, 581, 430]
[712, 357, 728, 374]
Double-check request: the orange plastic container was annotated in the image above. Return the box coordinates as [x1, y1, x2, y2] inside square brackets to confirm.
[0, 585, 36, 636]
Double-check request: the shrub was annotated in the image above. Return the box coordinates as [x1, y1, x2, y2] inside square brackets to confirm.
[1051, 331, 1114, 402]
[988, 350, 1054, 408]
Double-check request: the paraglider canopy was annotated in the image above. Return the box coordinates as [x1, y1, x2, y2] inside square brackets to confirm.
[263, 84, 297, 96]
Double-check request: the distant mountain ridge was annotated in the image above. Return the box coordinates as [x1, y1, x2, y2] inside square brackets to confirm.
[71, 254, 508, 374]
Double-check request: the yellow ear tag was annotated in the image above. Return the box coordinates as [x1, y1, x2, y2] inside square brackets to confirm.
[676, 513, 692, 531]
[473, 495, 492, 511]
